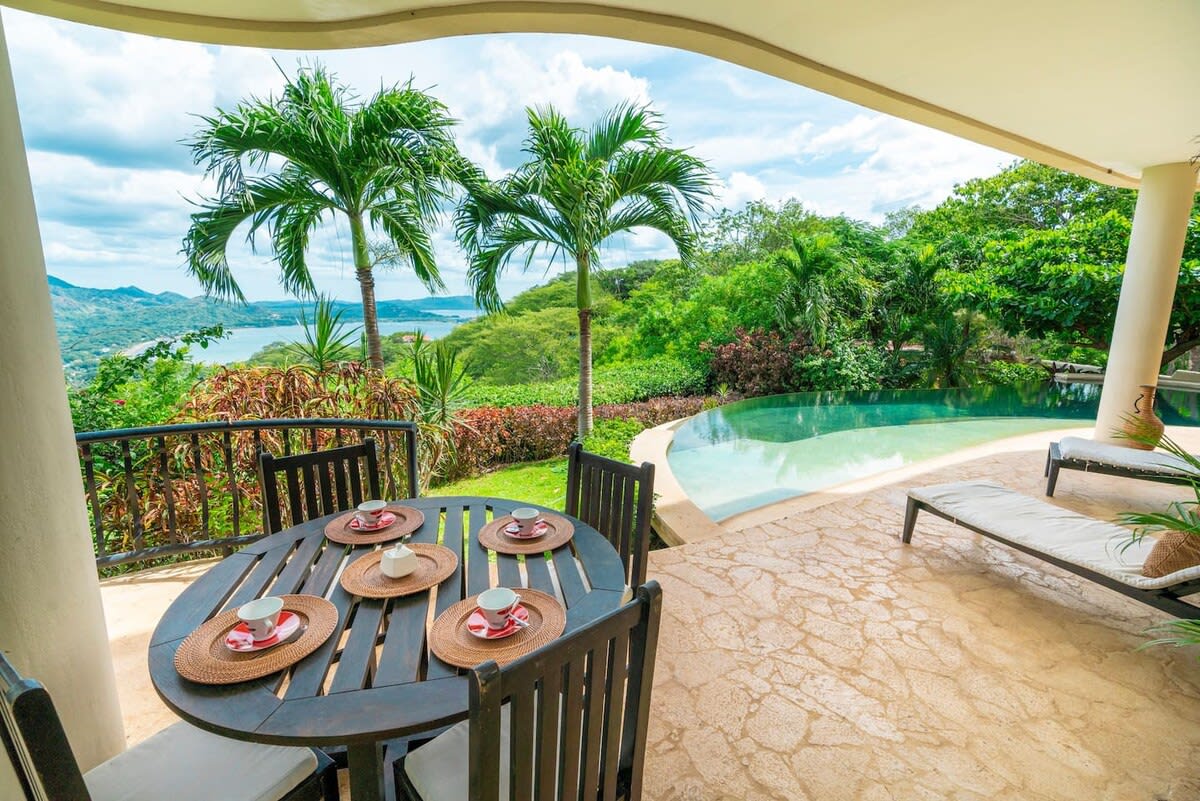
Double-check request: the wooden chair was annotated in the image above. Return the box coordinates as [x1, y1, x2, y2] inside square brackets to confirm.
[0, 651, 337, 801]
[395, 581, 663, 801]
[259, 437, 389, 533]
[565, 442, 655, 588]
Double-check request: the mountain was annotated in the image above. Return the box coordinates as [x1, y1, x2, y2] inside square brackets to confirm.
[50, 276, 478, 381]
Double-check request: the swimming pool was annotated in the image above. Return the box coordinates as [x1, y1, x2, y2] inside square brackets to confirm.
[668, 383, 1200, 521]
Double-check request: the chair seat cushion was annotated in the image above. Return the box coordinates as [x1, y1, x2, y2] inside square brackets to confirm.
[403, 707, 511, 801]
[84, 721, 317, 801]
[1058, 436, 1193, 476]
[908, 481, 1200, 591]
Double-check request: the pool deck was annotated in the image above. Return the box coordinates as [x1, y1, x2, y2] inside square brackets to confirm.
[102, 425, 1200, 799]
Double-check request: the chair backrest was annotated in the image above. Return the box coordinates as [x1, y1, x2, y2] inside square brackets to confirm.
[468, 581, 663, 801]
[258, 438, 384, 534]
[0, 652, 92, 801]
[565, 443, 655, 587]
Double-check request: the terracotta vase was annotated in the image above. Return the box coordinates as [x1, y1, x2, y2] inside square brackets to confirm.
[1122, 384, 1164, 450]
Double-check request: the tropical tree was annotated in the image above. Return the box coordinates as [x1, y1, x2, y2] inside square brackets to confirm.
[182, 63, 474, 369]
[774, 233, 874, 347]
[920, 309, 986, 388]
[455, 103, 714, 438]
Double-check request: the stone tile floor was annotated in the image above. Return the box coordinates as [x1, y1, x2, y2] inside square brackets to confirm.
[104, 428, 1200, 800]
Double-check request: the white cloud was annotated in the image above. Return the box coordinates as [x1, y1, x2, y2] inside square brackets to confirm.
[715, 172, 769, 210]
[2, 12, 1016, 302]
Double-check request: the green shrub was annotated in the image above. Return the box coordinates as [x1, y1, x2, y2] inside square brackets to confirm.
[793, 341, 887, 392]
[981, 361, 1050, 386]
[461, 357, 707, 408]
[581, 418, 647, 462]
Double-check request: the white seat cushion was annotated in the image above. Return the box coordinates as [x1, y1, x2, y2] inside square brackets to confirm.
[908, 480, 1200, 591]
[404, 707, 511, 801]
[84, 721, 318, 801]
[1058, 436, 1194, 476]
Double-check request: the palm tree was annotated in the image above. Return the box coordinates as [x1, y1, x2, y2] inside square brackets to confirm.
[774, 233, 874, 347]
[455, 103, 713, 438]
[182, 63, 473, 369]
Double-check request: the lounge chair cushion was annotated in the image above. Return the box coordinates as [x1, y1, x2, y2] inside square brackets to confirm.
[83, 721, 318, 801]
[907, 481, 1200, 591]
[1143, 531, 1200, 578]
[1058, 436, 1193, 476]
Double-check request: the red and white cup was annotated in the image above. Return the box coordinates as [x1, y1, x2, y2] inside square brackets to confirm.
[511, 507, 539, 534]
[355, 500, 388, 527]
[476, 587, 520, 630]
[237, 596, 284, 642]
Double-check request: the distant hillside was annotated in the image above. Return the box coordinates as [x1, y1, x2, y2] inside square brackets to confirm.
[50, 275, 477, 381]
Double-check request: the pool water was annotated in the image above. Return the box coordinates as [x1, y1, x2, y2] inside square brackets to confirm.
[668, 383, 1200, 521]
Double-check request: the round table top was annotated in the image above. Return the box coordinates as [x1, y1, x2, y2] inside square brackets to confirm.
[148, 495, 627, 747]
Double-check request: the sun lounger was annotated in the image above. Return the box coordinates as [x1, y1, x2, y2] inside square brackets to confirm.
[1045, 436, 1195, 496]
[902, 480, 1200, 617]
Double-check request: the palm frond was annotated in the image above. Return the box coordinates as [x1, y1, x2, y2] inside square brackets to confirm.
[370, 197, 445, 292]
[586, 101, 662, 161]
[608, 147, 714, 223]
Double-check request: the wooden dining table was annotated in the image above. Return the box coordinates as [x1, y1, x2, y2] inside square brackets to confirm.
[148, 495, 627, 801]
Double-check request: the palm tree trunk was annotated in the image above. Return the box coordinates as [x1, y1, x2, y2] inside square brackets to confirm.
[578, 307, 593, 440]
[349, 213, 384, 370]
[576, 256, 594, 441]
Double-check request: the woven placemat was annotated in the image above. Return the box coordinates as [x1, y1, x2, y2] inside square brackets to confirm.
[429, 588, 566, 669]
[478, 512, 574, 555]
[339, 543, 458, 599]
[324, 504, 425, 545]
[174, 594, 337, 685]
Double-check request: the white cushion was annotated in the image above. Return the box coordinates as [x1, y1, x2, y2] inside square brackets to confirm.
[84, 721, 318, 801]
[404, 707, 511, 801]
[1058, 436, 1194, 476]
[908, 481, 1200, 591]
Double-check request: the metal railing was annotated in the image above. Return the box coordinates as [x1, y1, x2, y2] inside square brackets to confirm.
[76, 419, 418, 569]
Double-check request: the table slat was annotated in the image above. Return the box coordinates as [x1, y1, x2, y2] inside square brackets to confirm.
[524, 551, 556, 598]
[465, 502, 491, 596]
[552, 546, 588, 607]
[426, 503, 466, 679]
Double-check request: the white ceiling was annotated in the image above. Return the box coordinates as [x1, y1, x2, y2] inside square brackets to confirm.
[6, 0, 1199, 187]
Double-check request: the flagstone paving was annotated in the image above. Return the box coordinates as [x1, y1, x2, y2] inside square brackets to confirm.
[641, 431, 1200, 801]
[103, 428, 1200, 799]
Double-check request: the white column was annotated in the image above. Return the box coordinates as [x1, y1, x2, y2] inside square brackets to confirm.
[0, 14, 125, 780]
[1094, 162, 1198, 444]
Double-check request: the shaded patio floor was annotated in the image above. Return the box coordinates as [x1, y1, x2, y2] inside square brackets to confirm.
[102, 427, 1200, 800]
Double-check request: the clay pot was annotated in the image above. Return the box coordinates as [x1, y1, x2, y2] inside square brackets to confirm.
[1122, 384, 1165, 450]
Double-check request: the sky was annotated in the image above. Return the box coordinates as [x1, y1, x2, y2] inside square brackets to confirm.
[2, 8, 1013, 303]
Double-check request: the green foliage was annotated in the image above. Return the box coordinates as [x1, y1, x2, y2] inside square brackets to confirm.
[288, 296, 361, 372]
[774, 233, 874, 347]
[460, 357, 706, 408]
[907, 159, 1136, 244]
[581, 418, 646, 462]
[430, 458, 569, 509]
[68, 328, 224, 433]
[981, 361, 1050, 387]
[793, 341, 887, 392]
[919, 310, 987, 388]
[408, 336, 473, 427]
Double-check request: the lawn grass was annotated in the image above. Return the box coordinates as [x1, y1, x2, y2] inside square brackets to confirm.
[428, 457, 568, 509]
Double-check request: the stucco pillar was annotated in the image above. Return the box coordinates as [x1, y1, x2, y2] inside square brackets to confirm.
[1094, 162, 1198, 444]
[0, 14, 125, 781]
